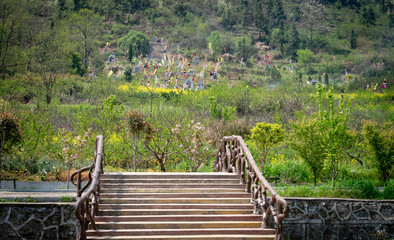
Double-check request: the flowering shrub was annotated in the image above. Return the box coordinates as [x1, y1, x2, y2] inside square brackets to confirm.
[58, 128, 91, 188]
[172, 121, 213, 171]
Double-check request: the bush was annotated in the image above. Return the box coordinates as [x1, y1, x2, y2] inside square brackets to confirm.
[383, 180, 394, 199]
[264, 158, 311, 184]
[354, 180, 381, 199]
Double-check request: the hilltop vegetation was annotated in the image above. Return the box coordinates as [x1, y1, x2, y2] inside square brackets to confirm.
[0, 0, 393, 198]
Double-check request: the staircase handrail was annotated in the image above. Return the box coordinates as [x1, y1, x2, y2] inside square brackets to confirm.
[215, 135, 289, 240]
[71, 135, 104, 240]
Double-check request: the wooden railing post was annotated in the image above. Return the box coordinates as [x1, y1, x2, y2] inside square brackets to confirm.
[215, 136, 289, 240]
[71, 135, 104, 240]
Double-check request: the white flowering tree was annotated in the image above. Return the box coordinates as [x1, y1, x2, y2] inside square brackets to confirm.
[58, 128, 91, 189]
[172, 121, 213, 171]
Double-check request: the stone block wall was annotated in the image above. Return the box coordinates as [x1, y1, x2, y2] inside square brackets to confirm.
[0, 203, 77, 240]
[283, 198, 394, 240]
[0, 199, 393, 240]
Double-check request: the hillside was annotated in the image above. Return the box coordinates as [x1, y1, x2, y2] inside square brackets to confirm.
[0, 0, 393, 198]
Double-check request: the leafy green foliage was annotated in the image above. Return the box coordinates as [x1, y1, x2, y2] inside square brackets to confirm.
[289, 118, 326, 186]
[249, 122, 284, 165]
[118, 30, 149, 58]
[363, 121, 393, 183]
[208, 97, 235, 122]
[317, 85, 353, 187]
[0, 109, 22, 167]
[208, 31, 222, 57]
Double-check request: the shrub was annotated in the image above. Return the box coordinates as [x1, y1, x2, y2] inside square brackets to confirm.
[264, 157, 311, 184]
[354, 180, 381, 199]
[383, 181, 394, 199]
[0, 110, 22, 168]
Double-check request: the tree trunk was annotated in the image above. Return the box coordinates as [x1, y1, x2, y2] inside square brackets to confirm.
[314, 172, 317, 186]
[67, 166, 71, 189]
[332, 175, 335, 188]
[133, 137, 137, 172]
[159, 160, 166, 172]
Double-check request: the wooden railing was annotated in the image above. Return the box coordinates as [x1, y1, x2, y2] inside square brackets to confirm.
[215, 136, 289, 240]
[71, 135, 104, 240]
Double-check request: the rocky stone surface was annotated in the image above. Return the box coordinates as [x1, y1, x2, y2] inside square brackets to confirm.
[283, 198, 394, 240]
[0, 199, 392, 240]
[0, 203, 76, 240]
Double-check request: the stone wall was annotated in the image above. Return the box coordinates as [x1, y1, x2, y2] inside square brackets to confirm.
[1, 199, 393, 240]
[283, 198, 394, 240]
[0, 203, 77, 240]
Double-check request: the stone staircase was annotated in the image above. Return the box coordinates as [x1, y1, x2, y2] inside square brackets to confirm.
[86, 172, 276, 240]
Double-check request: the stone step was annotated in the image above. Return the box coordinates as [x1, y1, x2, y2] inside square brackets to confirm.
[87, 234, 275, 240]
[100, 188, 245, 193]
[101, 184, 244, 189]
[100, 198, 250, 204]
[95, 221, 262, 229]
[100, 209, 253, 216]
[86, 228, 275, 237]
[100, 204, 254, 210]
[100, 192, 251, 199]
[100, 178, 240, 184]
[101, 172, 239, 179]
[95, 215, 261, 222]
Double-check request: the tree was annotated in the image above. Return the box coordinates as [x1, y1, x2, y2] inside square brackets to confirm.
[144, 110, 180, 172]
[74, 0, 89, 11]
[289, 118, 326, 186]
[0, 0, 29, 79]
[0, 110, 22, 168]
[283, 24, 300, 59]
[299, 0, 329, 48]
[235, 36, 255, 66]
[70, 9, 103, 70]
[128, 43, 133, 62]
[271, 0, 286, 28]
[297, 49, 315, 73]
[30, 26, 70, 104]
[118, 30, 149, 57]
[254, 0, 268, 38]
[209, 97, 236, 122]
[125, 110, 155, 172]
[324, 72, 329, 85]
[58, 128, 90, 189]
[70, 52, 86, 76]
[249, 122, 284, 165]
[58, 0, 69, 18]
[361, 7, 376, 26]
[270, 28, 285, 51]
[208, 31, 222, 57]
[317, 85, 353, 188]
[172, 121, 213, 172]
[222, 7, 236, 31]
[363, 121, 393, 184]
[350, 29, 357, 49]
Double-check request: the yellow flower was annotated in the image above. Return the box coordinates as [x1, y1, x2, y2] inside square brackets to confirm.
[118, 84, 131, 92]
[109, 133, 121, 143]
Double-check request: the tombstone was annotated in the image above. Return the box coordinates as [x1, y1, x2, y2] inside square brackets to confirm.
[134, 66, 141, 73]
[197, 81, 205, 90]
[131, 61, 136, 66]
[312, 80, 317, 86]
[183, 79, 193, 89]
[188, 69, 195, 77]
[213, 71, 219, 80]
[108, 53, 116, 63]
[200, 71, 204, 78]
[192, 57, 201, 66]
[177, 70, 182, 76]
